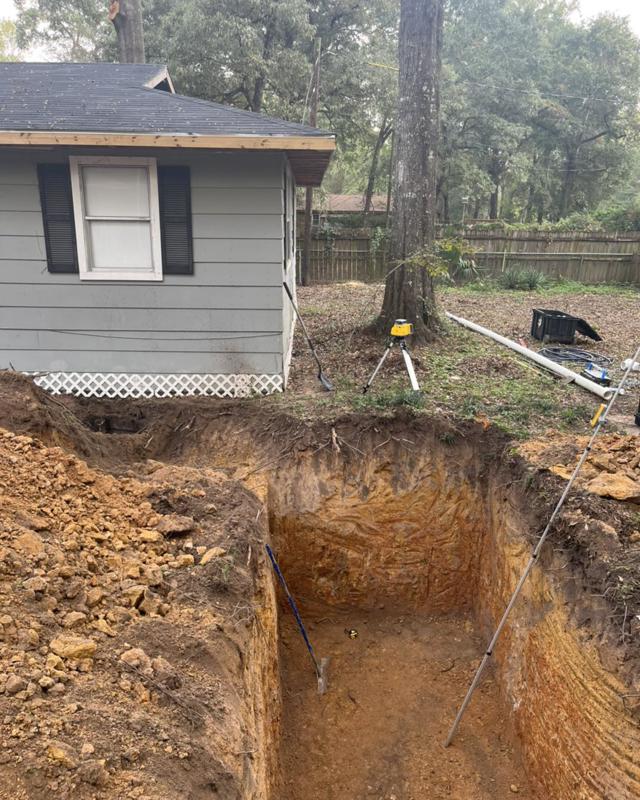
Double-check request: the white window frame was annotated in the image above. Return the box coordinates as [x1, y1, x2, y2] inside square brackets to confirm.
[69, 155, 163, 282]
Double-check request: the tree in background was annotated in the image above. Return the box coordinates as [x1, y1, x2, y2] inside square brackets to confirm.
[14, 0, 108, 60]
[109, 0, 145, 63]
[378, 0, 444, 342]
[0, 19, 19, 61]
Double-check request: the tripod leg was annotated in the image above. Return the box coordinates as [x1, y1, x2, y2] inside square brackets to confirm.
[362, 343, 393, 394]
[401, 343, 420, 391]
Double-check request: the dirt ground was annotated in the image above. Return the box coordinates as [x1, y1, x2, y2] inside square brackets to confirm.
[280, 610, 530, 800]
[286, 283, 640, 435]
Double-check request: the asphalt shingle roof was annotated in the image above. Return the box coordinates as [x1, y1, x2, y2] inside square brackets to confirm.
[0, 62, 330, 139]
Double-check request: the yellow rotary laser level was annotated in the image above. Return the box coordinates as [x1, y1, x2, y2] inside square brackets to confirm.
[362, 319, 421, 395]
[390, 319, 413, 338]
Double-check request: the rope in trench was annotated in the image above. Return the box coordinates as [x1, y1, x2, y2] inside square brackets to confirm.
[444, 343, 640, 748]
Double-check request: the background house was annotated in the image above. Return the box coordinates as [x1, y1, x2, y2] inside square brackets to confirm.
[0, 62, 335, 398]
[296, 193, 388, 228]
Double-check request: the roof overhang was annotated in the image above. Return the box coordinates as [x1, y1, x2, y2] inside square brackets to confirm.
[0, 130, 336, 186]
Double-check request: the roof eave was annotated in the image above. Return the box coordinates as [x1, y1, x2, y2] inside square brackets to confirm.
[0, 129, 335, 186]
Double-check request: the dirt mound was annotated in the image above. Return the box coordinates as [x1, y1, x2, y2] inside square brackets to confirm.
[0, 427, 273, 800]
[521, 431, 640, 507]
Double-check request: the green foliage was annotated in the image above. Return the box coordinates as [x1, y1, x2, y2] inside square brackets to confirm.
[0, 19, 19, 61]
[521, 269, 546, 291]
[14, 0, 109, 60]
[437, 238, 479, 281]
[353, 389, 425, 411]
[496, 268, 545, 291]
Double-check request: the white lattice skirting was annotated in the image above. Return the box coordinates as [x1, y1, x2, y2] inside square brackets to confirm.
[31, 372, 284, 399]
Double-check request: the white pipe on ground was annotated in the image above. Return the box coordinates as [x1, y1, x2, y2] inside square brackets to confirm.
[445, 311, 614, 401]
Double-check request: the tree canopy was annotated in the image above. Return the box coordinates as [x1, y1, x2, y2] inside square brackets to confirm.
[11, 0, 640, 226]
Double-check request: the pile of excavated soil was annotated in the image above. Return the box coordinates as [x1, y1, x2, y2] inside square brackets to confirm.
[521, 432, 640, 506]
[0, 426, 273, 800]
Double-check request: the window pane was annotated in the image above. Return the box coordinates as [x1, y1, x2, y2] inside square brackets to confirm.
[82, 166, 150, 218]
[87, 220, 153, 272]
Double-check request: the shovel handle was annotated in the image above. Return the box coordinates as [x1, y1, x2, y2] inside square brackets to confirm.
[265, 545, 321, 677]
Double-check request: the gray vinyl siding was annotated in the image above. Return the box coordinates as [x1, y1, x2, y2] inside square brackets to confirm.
[0, 150, 286, 376]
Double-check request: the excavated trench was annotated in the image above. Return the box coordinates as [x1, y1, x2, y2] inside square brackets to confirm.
[2, 376, 638, 800]
[261, 428, 640, 800]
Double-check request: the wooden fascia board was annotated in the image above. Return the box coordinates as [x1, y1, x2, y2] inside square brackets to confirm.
[0, 130, 336, 152]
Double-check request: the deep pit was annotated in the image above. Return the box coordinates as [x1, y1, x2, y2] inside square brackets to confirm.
[0, 378, 638, 800]
[265, 425, 640, 800]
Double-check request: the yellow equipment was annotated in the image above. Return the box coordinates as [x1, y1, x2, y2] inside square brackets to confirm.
[362, 319, 421, 395]
[390, 320, 414, 338]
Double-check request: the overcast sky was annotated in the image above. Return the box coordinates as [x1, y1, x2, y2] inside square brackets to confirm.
[1, 0, 640, 36]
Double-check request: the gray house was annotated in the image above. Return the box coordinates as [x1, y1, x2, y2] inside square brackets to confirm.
[0, 63, 334, 398]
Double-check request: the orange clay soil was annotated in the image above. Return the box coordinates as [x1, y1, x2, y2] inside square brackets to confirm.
[280, 609, 530, 800]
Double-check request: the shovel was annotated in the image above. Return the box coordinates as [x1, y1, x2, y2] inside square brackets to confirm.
[266, 544, 329, 694]
[282, 282, 334, 391]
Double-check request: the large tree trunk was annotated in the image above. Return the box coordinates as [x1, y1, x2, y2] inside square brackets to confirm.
[109, 0, 145, 64]
[378, 0, 443, 343]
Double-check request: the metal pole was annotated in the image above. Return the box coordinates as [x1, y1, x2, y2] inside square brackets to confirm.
[362, 342, 394, 394]
[444, 344, 640, 748]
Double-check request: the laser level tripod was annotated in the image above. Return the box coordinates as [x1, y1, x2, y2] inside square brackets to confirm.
[362, 319, 421, 395]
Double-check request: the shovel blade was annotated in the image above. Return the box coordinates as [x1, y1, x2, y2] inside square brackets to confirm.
[317, 656, 330, 695]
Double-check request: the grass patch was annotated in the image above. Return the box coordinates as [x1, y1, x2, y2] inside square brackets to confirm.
[444, 279, 638, 297]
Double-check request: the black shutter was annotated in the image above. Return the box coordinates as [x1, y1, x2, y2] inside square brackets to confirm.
[158, 165, 193, 275]
[37, 164, 78, 274]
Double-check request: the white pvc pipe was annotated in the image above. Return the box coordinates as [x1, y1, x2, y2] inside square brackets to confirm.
[445, 312, 614, 400]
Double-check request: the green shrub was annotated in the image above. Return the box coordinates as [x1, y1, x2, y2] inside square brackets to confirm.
[498, 268, 545, 290]
[521, 268, 546, 290]
[498, 268, 524, 289]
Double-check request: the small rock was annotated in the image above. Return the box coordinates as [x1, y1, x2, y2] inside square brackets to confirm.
[50, 635, 97, 660]
[120, 648, 153, 676]
[200, 547, 226, 566]
[38, 676, 55, 691]
[630, 531, 640, 543]
[86, 588, 106, 608]
[139, 530, 162, 543]
[14, 530, 45, 557]
[93, 619, 116, 637]
[586, 472, 640, 502]
[155, 515, 195, 536]
[80, 743, 95, 757]
[174, 554, 195, 568]
[63, 612, 87, 629]
[5, 675, 27, 695]
[78, 758, 108, 786]
[47, 741, 78, 769]
[510, 785, 520, 794]
[24, 577, 48, 594]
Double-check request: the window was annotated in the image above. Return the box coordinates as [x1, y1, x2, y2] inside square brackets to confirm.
[70, 156, 163, 281]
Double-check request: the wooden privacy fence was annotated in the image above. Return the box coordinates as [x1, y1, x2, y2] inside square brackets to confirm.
[297, 229, 640, 285]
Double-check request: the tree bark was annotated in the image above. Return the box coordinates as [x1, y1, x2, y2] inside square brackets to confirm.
[300, 37, 321, 287]
[378, 0, 443, 343]
[363, 118, 392, 223]
[109, 0, 145, 64]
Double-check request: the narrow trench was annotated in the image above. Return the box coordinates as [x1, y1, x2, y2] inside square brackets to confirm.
[278, 609, 529, 799]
